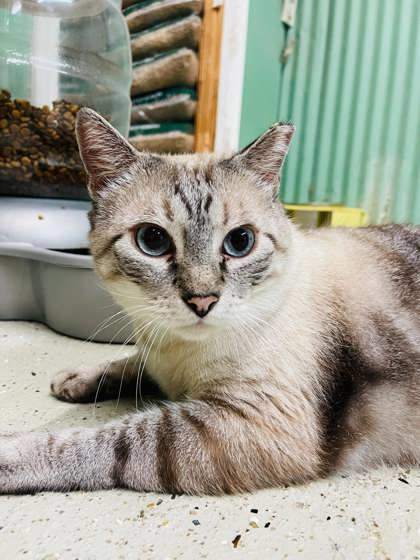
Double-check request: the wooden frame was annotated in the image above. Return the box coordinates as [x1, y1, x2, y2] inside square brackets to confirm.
[214, 0, 249, 154]
[194, 0, 224, 152]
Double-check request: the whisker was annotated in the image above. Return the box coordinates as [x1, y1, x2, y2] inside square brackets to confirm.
[135, 321, 163, 411]
[115, 316, 159, 409]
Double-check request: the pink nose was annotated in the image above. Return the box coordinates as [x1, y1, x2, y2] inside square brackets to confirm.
[183, 293, 219, 318]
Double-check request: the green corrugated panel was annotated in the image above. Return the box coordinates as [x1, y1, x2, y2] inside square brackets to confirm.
[240, 0, 420, 224]
[240, 0, 285, 146]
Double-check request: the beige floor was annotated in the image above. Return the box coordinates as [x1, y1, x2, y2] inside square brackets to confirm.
[0, 321, 419, 560]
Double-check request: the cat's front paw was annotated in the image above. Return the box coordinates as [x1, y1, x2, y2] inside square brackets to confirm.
[50, 367, 101, 403]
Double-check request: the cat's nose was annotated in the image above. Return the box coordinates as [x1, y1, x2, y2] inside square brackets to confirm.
[183, 293, 220, 318]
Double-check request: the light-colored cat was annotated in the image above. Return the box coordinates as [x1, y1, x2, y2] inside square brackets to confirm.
[1, 109, 419, 494]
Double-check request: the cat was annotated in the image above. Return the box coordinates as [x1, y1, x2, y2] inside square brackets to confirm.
[0, 108, 419, 495]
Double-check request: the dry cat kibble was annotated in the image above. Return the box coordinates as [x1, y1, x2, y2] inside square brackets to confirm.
[0, 90, 86, 193]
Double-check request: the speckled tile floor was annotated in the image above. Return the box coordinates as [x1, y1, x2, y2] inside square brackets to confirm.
[0, 322, 419, 560]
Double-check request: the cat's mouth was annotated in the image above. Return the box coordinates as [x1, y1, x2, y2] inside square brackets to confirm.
[174, 316, 221, 339]
[186, 318, 213, 330]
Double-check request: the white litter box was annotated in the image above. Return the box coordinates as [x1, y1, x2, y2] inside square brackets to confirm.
[0, 197, 131, 342]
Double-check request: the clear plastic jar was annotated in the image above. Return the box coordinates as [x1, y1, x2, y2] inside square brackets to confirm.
[0, 0, 132, 198]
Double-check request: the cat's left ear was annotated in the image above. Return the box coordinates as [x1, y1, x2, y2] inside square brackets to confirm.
[228, 122, 295, 195]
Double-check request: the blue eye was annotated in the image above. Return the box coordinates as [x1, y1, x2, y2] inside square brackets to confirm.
[223, 226, 255, 257]
[136, 224, 172, 257]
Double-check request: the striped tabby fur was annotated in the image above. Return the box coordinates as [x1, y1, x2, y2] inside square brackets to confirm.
[0, 110, 419, 494]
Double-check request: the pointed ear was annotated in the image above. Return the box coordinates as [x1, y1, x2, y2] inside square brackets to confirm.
[229, 122, 295, 195]
[75, 108, 139, 197]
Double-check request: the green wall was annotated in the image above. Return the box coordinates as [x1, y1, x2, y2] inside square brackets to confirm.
[240, 0, 420, 224]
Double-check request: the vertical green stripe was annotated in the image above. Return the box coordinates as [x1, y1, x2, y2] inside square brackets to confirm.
[239, 0, 284, 147]
[241, 0, 420, 224]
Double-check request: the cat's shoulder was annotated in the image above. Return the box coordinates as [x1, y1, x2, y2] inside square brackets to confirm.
[302, 223, 420, 274]
[350, 224, 420, 263]
[353, 223, 420, 243]
[307, 223, 419, 252]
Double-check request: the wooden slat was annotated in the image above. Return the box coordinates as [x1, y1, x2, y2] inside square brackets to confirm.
[194, 0, 224, 152]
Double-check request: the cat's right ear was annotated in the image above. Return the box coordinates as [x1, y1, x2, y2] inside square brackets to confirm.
[226, 122, 295, 197]
[75, 108, 140, 198]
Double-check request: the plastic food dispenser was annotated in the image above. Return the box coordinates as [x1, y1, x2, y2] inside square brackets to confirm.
[0, 0, 132, 199]
[0, 1, 133, 342]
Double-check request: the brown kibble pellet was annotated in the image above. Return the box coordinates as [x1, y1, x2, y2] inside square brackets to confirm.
[15, 99, 29, 108]
[0, 89, 86, 191]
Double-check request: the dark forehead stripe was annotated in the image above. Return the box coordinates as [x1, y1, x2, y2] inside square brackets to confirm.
[204, 193, 213, 213]
[204, 165, 214, 186]
[174, 167, 215, 224]
[195, 191, 212, 227]
[223, 201, 229, 226]
[163, 198, 174, 221]
[174, 182, 193, 219]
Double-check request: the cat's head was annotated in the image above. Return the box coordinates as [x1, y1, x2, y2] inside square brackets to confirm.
[76, 109, 295, 340]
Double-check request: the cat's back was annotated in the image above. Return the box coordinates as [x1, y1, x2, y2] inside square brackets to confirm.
[306, 223, 420, 307]
[354, 223, 420, 269]
[352, 224, 420, 306]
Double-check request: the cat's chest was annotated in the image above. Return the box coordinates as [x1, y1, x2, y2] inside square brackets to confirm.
[139, 338, 213, 400]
